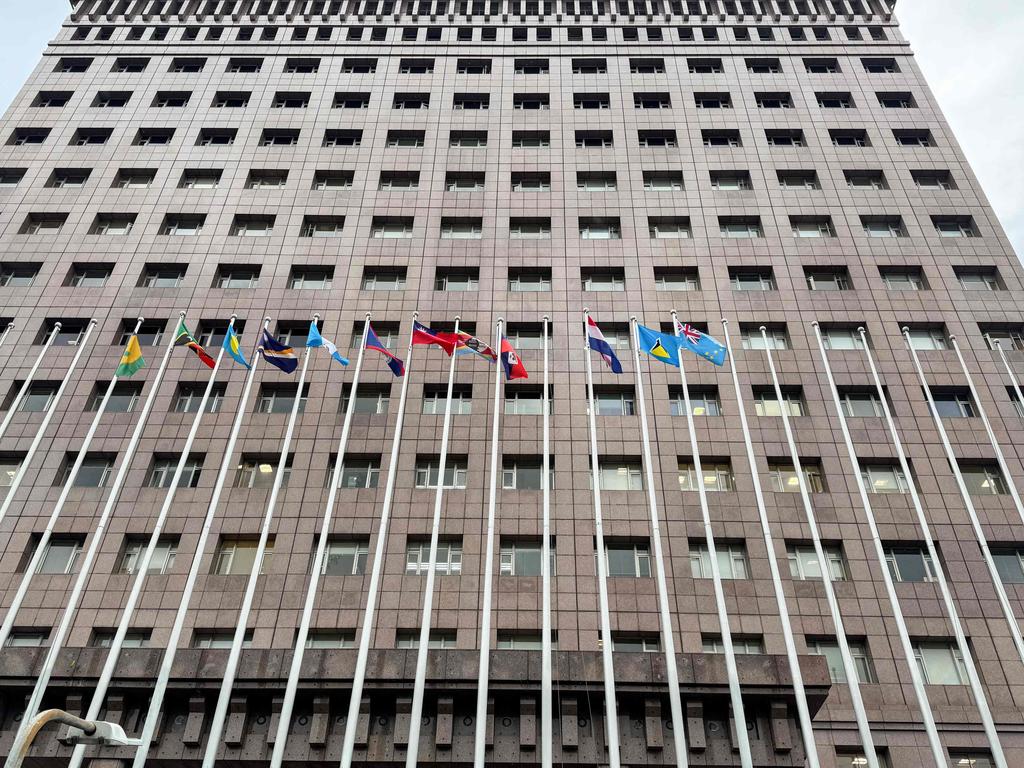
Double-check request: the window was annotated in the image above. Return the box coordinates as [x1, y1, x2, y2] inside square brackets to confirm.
[789, 215, 836, 238]
[637, 130, 677, 148]
[324, 129, 362, 147]
[256, 383, 308, 414]
[360, 267, 406, 292]
[312, 171, 353, 190]
[579, 218, 621, 240]
[406, 540, 463, 575]
[5, 630, 49, 647]
[709, 171, 752, 191]
[395, 630, 456, 649]
[141, 264, 185, 288]
[581, 268, 624, 292]
[92, 91, 131, 108]
[576, 130, 613, 148]
[605, 542, 651, 577]
[572, 58, 607, 74]
[643, 171, 684, 191]
[880, 267, 925, 291]
[172, 382, 226, 414]
[270, 91, 310, 109]
[90, 213, 136, 236]
[689, 58, 723, 73]
[440, 217, 482, 240]
[914, 642, 967, 685]
[730, 268, 776, 292]
[510, 172, 549, 192]
[259, 129, 299, 146]
[372, 217, 414, 239]
[894, 129, 934, 147]
[817, 92, 853, 109]
[719, 217, 763, 238]
[694, 92, 731, 109]
[742, 325, 789, 350]
[820, 325, 868, 351]
[755, 92, 793, 109]
[509, 131, 548, 150]
[91, 629, 151, 648]
[415, 456, 468, 489]
[630, 57, 665, 74]
[993, 547, 1024, 584]
[653, 268, 699, 294]
[193, 630, 254, 649]
[0, 168, 26, 186]
[180, 169, 222, 189]
[55, 58, 91, 73]
[702, 130, 741, 148]
[160, 214, 205, 237]
[341, 57, 376, 73]
[234, 455, 291, 489]
[212, 91, 249, 108]
[504, 386, 552, 415]
[453, 93, 489, 110]
[804, 57, 840, 74]
[913, 170, 955, 190]
[778, 170, 820, 189]
[321, 541, 369, 575]
[170, 57, 205, 73]
[71, 127, 114, 146]
[119, 538, 177, 575]
[830, 129, 868, 147]
[0, 454, 22, 486]
[60, 453, 114, 488]
[335, 455, 380, 489]
[502, 456, 552, 491]
[113, 57, 148, 72]
[808, 638, 876, 683]
[933, 216, 979, 238]
[14, 381, 58, 412]
[197, 129, 236, 146]
[422, 384, 472, 416]
[457, 58, 491, 74]
[35, 91, 73, 108]
[927, 388, 976, 419]
[596, 460, 644, 491]
[667, 386, 720, 417]
[805, 268, 850, 291]
[678, 459, 735, 492]
[981, 324, 1024, 352]
[574, 93, 610, 109]
[499, 539, 553, 577]
[649, 217, 691, 239]
[214, 265, 259, 289]
[959, 462, 1009, 496]
[689, 542, 749, 579]
[634, 92, 671, 109]
[702, 635, 765, 655]
[0, 263, 39, 286]
[788, 544, 847, 581]
[768, 460, 825, 493]
[861, 464, 909, 495]
[878, 91, 916, 109]
[231, 215, 275, 237]
[948, 753, 994, 768]
[863, 57, 899, 74]
[340, 383, 390, 415]
[861, 216, 907, 238]
[838, 388, 885, 418]
[513, 93, 550, 110]
[904, 325, 949, 350]
[434, 268, 478, 292]
[752, 386, 805, 417]
[299, 216, 345, 238]
[766, 129, 806, 147]
[35, 537, 85, 574]
[576, 172, 616, 192]
[153, 91, 191, 108]
[451, 131, 486, 147]
[10, 127, 51, 145]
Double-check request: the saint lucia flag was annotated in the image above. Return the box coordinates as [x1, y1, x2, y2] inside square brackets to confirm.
[306, 321, 349, 366]
[636, 325, 683, 367]
[223, 325, 251, 369]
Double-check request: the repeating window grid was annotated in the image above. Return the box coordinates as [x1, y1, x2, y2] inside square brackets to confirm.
[405, 541, 463, 575]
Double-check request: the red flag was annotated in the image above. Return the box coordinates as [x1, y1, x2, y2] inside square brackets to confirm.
[412, 321, 459, 355]
[500, 337, 528, 380]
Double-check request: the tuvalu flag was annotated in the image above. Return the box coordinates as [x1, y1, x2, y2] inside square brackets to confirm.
[115, 335, 145, 377]
[636, 323, 727, 367]
[174, 319, 215, 368]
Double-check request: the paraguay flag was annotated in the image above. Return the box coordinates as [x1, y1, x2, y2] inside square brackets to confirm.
[259, 329, 298, 373]
[586, 316, 623, 374]
[366, 324, 404, 377]
[500, 337, 528, 380]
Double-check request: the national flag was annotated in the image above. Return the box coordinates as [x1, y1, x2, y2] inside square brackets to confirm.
[454, 331, 497, 363]
[306, 322, 349, 366]
[412, 321, 459, 356]
[637, 325, 683, 367]
[673, 319, 727, 366]
[173, 319, 215, 369]
[366, 324, 404, 377]
[500, 337, 528, 380]
[258, 329, 298, 373]
[586, 316, 623, 374]
[115, 335, 145, 377]
[223, 325, 251, 369]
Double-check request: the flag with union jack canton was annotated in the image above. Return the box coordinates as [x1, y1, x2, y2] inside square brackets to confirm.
[674, 319, 727, 366]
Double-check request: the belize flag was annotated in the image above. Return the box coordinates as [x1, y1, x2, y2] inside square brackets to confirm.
[500, 337, 528, 380]
[586, 316, 623, 374]
[366, 324, 404, 377]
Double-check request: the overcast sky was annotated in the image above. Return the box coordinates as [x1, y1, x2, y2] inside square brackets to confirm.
[0, 0, 1021, 258]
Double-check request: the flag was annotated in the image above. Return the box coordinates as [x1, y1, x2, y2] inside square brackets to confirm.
[673, 319, 727, 366]
[223, 325, 251, 369]
[500, 337, 528, 380]
[259, 329, 298, 373]
[412, 321, 459, 356]
[115, 335, 145, 377]
[455, 331, 497, 363]
[586, 316, 623, 374]
[173, 319, 215, 369]
[307, 322, 349, 366]
[366, 324, 404, 377]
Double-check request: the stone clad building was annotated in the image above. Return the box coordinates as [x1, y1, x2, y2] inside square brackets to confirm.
[0, 0, 1022, 765]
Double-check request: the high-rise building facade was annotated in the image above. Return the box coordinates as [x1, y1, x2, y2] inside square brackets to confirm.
[0, 0, 1023, 766]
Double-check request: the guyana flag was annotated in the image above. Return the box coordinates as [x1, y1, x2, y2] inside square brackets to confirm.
[174, 319, 215, 369]
[115, 335, 145, 377]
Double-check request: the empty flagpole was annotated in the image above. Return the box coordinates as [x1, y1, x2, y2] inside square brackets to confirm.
[406, 316, 462, 768]
[0, 318, 98, 528]
[629, 317, 689, 767]
[0, 321, 62, 440]
[903, 327, 1024, 666]
[129, 318, 268, 768]
[993, 338, 1024, 423]
[67, 316, 235, 768]
[540, 314, 553, 768]
[473, 317, 504, 767]
[862, 328, 1008, 768]
[812, 322, 946, 767]
[0, 318, 139, 650]
[760, 325, 880, 768]
[720, 319, 820, 768]
[202, 315, 317, 768]
[581, 308, 622, 768]
[7, 312, 182, 752]
[269, 314, 370, 768]
[672, 312, 752, 768]
[951, 335, 1024, 525]
[340, 313, 420, 768]
[0, 322, 14, 352]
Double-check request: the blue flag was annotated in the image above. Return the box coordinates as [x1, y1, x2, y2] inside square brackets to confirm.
[258, 329, 298, 373]
[365, 324, 404, 377]
[673, 320, 727, 366]
[222, 325, 251, 369]
[637, 322, 727, 367]
[306, 322, 349, 366]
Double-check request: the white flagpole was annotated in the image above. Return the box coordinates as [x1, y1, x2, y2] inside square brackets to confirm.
[340, 312, 420, 768]
[951, 335, 1024, 525]
[629, 317, 688, 767]
[0, 318, 142, 650]
[269, 314, 370, 768]
[540, 314, 553, 768]
[672, 312, 752, 768]
[6, 311, 183, 751]
[201, 314, 318, 768]
[863, 328, 1008, 768]
[473, 317, 503, 768]
[993, 338, 1024, 421]
[760, 325, 880, 768]
[719, 319, 820, 768]
[66, 316, 236, 768]
[811, 322, 946, 767]
[0, 318, 98, 527]
[0, 321, 15, 353]
[902, 327, 1024, 666]
[581, 308, 622, 768]
[127, 318, 268, 768]
[405, 316, 461, 768]
[0, 321, 62, 440]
